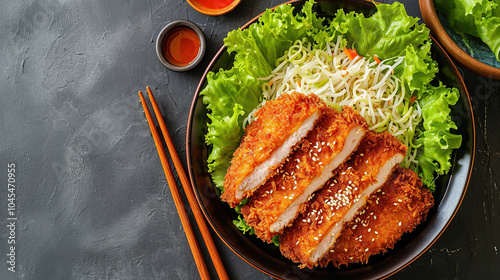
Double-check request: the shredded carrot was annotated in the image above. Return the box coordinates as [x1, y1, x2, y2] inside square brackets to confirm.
[343, 47, 359, 61]
[373, 55, 381, 64]
[410, 95, 418, 104]
[342, 66, 347, 70]
[297, 81, 301, 87]
[269, 80, 274, 86]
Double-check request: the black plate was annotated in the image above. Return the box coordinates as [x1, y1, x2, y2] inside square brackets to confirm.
[186, 1, 475, 279]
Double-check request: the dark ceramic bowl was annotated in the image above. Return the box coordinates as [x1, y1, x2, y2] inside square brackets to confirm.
[186, 1, 475, 279]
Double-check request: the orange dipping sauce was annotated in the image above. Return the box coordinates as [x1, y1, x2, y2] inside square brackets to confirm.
[162, 27, 201, 67]
[192, 0, 236, 10]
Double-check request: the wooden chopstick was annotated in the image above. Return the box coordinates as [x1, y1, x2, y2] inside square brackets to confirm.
[138, 90, 210, 279]
[139, 87, 229, 280]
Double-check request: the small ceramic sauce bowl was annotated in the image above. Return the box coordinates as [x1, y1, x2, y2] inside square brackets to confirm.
[187, 0, 241, 16]
[156, 20, 206, 71]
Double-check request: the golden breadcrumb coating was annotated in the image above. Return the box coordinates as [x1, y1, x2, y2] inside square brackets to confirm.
[241, 106, 368, 242]
[221, 92, 325, 208]
[279, 131, 407, 268]
[319, 167, 434, 267]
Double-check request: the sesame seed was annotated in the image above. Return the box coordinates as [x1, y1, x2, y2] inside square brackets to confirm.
[365, 248, 369, 252]
[371, 238, 375, 242]
[314, 237, 318, 240]
[398, 221, 402, 226]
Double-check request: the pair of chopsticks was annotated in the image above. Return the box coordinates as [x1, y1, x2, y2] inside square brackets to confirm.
[138, 87, 228, 280]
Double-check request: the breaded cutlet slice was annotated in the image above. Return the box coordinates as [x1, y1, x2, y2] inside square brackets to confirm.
[240, 106, 368, 243]
[319, 167, 434, 268]
[221, 92, 326, 208]
[279, 131, 407, 268]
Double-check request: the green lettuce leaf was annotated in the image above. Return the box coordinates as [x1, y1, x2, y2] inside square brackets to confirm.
[476, 14, 500, 61]
[224, 0, 323, 77]
[331, 2, 437, 96]
[233, 215, 255, 235]
[201, 67, 263, 191]
[414, 83, 462, 191]
[334, 2, 429, 60]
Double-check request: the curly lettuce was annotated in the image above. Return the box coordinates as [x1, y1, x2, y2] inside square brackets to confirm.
[415, 84, 462, 192]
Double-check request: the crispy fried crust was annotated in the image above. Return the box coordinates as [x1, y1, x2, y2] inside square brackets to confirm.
[221, 92, 325, 208]
[241, 106, 368, 242]
[279, 131, 407, 268]
[318, 167, 434, 267]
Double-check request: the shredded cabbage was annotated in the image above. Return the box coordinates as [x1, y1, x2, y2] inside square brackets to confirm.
[247, 37, 422, 168]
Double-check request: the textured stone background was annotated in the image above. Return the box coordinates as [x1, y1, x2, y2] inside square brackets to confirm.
[0, 0, 498, 279]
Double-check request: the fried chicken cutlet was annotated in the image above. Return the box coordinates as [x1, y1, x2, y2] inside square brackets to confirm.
[241, 106, 368, 242]
[319, 167, 434, 267]
[279, 131, 407, 268]
[221, 92, 326, 208]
